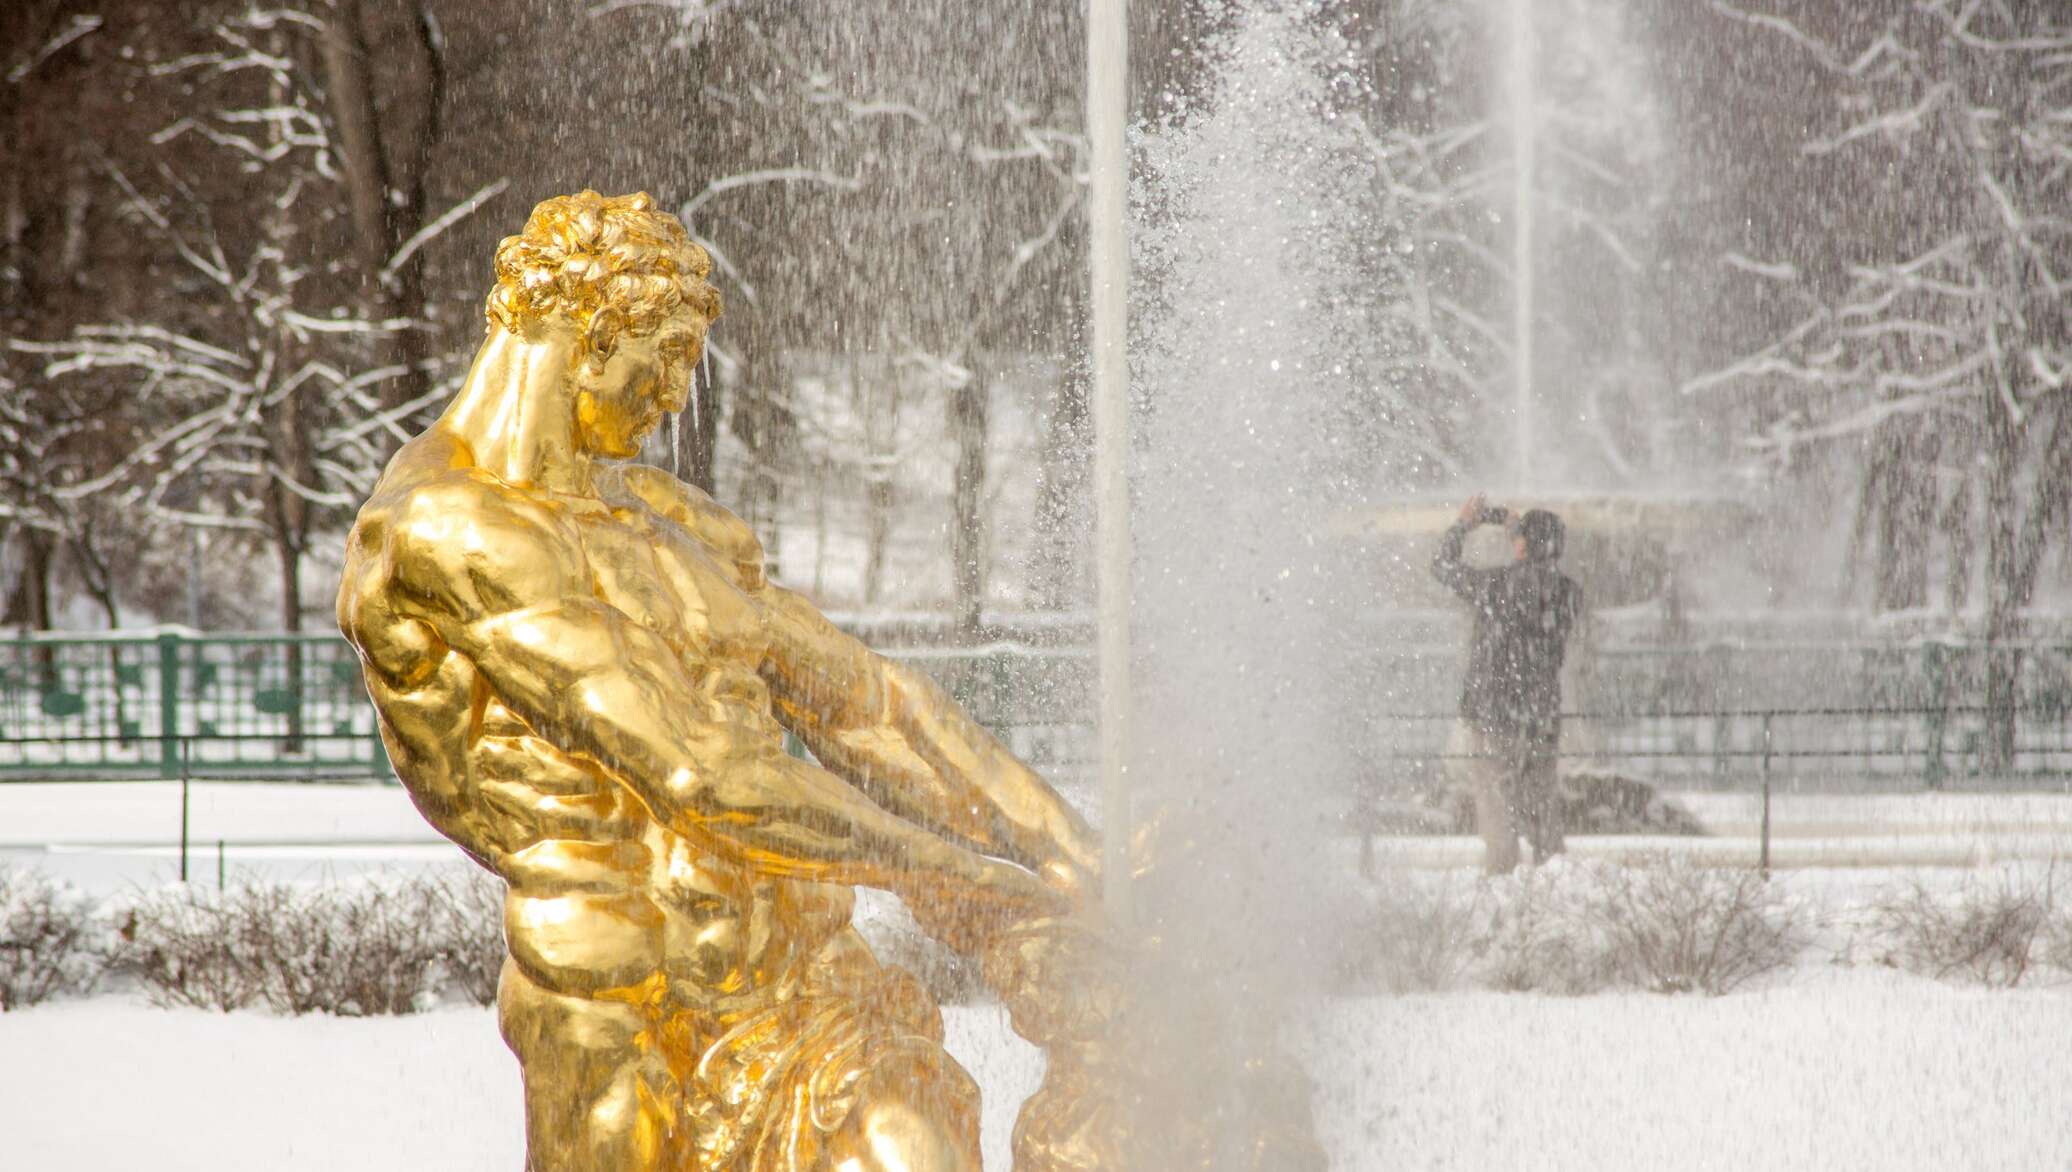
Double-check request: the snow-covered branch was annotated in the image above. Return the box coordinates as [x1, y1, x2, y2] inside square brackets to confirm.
[1802, 82, 1952, 155]
[679, 167, 866, 221]
[382, 177, 511, 285]
[7, 14, 102, 84]
[1707, 2, 1847, 72]
[585, 0, 739, 49]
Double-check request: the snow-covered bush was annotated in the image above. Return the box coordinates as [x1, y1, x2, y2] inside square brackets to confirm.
[1341, 874, 1482, 994]
[0, 867, 106, 1010]
[121, 873, 507, 1014]
[1343, 857, 1804, 996]
[120, 885, 266, 1011]
[1871, 868, 2054, 988]
[1338, 863, 1619, 994]
[254, 881, 448, 1016]
[1471, 860, 1620, 995]
[1586, 854, 1807, 995]
[2042, 904, 2072, 979]
[424, 868, 506, 1008]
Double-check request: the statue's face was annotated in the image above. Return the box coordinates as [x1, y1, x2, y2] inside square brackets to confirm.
[572, 329, 696, 459]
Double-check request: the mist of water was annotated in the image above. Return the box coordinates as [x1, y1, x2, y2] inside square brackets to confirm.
[1115, 3, 1390, 1163]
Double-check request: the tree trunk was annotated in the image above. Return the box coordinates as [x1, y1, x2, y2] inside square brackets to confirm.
[1982, 641, 2022, 777]
[1866, 421, 1933, 613]
[5, 527, 55, 634]
[68, 530, 128, 744]
[812, 451, 829, 597]
[65, 532, 120, 631]
[1979, 355, 2023, 776]
[318, 0, 436, 413]
[267, 375, 312, 752]
[9, 528, 56, 685]
[948, 373, 989, 642]
[380, 0, 445, 412]
[278, 531, 307, 753]
[1982, 400, 2072, 777]
[277, 533, 303, 636]
[860, 358, 901, 607]
[864, 468, 893, 608]
[1030, 361, 1090, 612]
[318, 0, 392, 287]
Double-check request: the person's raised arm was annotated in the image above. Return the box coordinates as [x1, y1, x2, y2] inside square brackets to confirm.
[379, 478, 1058, 924]
[1432, 492, 1503, 605]
[757, 584, 1100, 902]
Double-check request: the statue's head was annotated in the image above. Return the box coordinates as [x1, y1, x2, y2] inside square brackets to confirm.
[485, 190, 724, 458]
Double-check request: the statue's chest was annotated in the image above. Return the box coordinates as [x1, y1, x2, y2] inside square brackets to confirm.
[573, 508, 764, 662]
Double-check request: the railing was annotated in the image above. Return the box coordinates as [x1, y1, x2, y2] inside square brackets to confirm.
[1362, 706, 2072, 791]
[1355, 640, 2072, 788]
[3, 632, 2071, 788]
[0, 634, 383, 779]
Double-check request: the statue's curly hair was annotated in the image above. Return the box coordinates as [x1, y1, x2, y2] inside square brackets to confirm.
[484, 190, 722, 362]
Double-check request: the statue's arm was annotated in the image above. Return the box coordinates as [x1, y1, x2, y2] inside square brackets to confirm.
[381, 485, 1058, 914]
[759, 584, 1100, 893]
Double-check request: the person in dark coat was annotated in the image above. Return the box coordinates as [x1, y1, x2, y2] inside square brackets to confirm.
[1431, 493, 1583, 873]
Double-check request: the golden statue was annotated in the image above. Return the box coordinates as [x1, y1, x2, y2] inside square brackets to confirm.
[336, 190, 1103, 1171]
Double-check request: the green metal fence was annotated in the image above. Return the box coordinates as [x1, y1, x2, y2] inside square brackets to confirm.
[3, 633, 2070, 787]
[1360, 641, 2072, 787]
[0, 633, 383, 778]
[0, 633, 1084, 782]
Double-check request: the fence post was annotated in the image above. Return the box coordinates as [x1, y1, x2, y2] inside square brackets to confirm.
[157, 632, 182, 779]
[1923, 641, 1949, 790]
[178, 740, 190, 883]
[1709, 644, 1733, 787]
[1759, 714, 1773, 877]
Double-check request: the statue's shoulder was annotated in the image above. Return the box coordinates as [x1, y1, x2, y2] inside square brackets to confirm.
[363, 434, 550, 537]
[356, 434, 581, 611]
[358, 433, 476, 518]
[607, 464, 765, 577]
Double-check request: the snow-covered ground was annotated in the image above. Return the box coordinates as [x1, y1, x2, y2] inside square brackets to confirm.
[0, 781, 457, 893]
[5, 970, 2067, 1170]
[0, 999, 1046, 1172]
[5, 780, 2072, 1169]
[1296, 969, 2072, 1169]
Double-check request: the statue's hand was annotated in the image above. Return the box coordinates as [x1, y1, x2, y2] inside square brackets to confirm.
[980, 914, 1120, 1054]
[899, 857, 1066, 957]
[1038, 854, 1099, 913]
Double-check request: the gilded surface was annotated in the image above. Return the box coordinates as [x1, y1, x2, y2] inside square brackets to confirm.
[336, 191, 1103, 1171]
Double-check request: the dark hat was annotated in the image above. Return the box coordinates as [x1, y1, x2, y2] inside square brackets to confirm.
[1518, 509, 1565, 562]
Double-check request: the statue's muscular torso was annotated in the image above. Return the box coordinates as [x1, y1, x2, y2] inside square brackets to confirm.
[337, 433, 852, 1010]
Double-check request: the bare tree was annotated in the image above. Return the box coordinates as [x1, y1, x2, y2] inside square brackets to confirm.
[7, 1, 509, 632]
[2, 0, 132, 631]
[1695, 0, 2072, 769]
[1341, 0, 1675, 487]
[10, 10, 442, 633]
[617, 4, 1089, 627]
